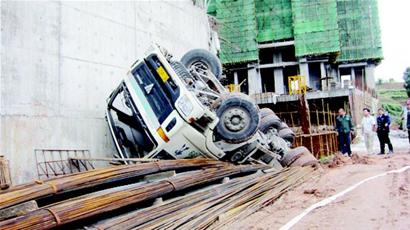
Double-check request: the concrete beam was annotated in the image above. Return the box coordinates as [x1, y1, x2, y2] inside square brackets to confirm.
[258, 62, 299, 69]
[258, 40, 295, 49]
[254, 89, 351, 104]
[338, 62, 367, 68]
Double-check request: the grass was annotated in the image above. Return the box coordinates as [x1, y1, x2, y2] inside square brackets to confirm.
[377, 85, 407, 127]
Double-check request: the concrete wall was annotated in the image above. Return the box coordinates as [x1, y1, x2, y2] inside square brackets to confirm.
[0, 1, 210, 184]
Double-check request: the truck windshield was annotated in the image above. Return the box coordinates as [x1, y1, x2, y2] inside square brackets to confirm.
[132, 63, 173, 123]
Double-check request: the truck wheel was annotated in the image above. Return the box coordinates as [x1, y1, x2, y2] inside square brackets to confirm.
[216, 94, 259, 143]
[282, 146, 317, 167]
[292, 153, 318, 167]
[259, 108, 275, 119]
[181, 49, 222, 79]
[259, 114, 281, 133]
[278, 128, 296, 143]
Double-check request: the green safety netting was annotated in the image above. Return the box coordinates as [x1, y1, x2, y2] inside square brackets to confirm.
[215, 0, 258, 64]
[292, 0, 340, 57]
[255, 0, 293, 42]
[336, 0, 383, 62]
[207, 0, 217, 16]
[208, 0, 382, 64]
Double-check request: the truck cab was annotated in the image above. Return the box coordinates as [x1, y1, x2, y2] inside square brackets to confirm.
[106, 46, 224, 161]
[106, 46, 290, 167]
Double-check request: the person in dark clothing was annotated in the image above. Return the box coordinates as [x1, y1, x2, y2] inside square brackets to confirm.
[336, 108, 354, 156]
[376, 108, 393, 154]
[407, 100, 410, 143]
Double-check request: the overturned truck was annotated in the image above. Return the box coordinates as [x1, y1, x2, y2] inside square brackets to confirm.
[106, 45, 316, 169]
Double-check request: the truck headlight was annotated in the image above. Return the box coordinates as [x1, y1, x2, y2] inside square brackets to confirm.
[177, 95, 193, 117]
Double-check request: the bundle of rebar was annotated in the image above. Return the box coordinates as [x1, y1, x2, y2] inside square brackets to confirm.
[0, 158, 314, 230]
[0, 159, 226, 210]
[92, 166, 313, 230]
[0, 162, 266, 229]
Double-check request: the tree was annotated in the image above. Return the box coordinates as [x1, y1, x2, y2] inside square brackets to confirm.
[404, 67, 410, 97]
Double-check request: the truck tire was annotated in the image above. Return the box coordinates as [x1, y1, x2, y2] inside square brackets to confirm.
[291, 153, 318, 167]
[259, 114, 281, 133]
[281, 146, 307, 166]
[259, 108, 275, 119]
[216, 94, 259, 143]
[278, 128, 296, 143]
[281, 146, 317, 167]
[181, 49, 222, 79]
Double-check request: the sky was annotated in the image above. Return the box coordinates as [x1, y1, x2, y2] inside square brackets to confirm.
[375, 0, 410, 82]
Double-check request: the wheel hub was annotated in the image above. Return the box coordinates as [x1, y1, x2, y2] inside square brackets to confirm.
[222, 107, 249, 132]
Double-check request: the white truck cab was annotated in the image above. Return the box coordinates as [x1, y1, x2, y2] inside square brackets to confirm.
[106, 45, 311, 168]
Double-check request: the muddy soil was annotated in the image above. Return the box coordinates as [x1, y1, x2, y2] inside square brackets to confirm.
[225, 131, 410, 230]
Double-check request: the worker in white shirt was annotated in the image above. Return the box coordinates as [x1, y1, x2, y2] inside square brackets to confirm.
[361, 108, 376, 154]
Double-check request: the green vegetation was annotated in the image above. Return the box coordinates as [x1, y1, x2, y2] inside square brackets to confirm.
[377, 83, 407, 127]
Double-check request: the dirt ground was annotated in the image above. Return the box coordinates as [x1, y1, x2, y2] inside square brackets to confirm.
[226, 131, 410, 230]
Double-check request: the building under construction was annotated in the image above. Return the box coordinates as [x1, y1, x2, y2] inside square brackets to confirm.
[208, 0, 382, 156]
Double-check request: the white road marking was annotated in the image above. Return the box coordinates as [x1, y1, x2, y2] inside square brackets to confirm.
[279, 165, 410, 230]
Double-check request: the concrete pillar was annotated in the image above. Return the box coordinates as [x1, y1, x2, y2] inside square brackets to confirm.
[247, 66, 262, 94]
[320, 62, 327, 90]
[298, 58, 309, 87]
[365, 64, 376, 90]
[272, 52, 285, 94]
[350, 67, 356, 88]
[233, 71, 239, 85]
[274, 68, 284, 94]
[320, 62, 326, 78]
[273, 52, 282, 63]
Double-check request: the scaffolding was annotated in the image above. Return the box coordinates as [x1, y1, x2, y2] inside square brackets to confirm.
[215, 0, 258, 64]
[209, 0, 382, 64]
[276, 102, 340, 158]
[292, 0, 340, 57]
[255, 0, 293, 42]
[336, 0, 383, 62]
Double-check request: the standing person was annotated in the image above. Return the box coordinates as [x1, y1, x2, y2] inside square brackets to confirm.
[361, 108, 376, 154]
[336, 108, 354, 156]
[406, 100, 410, 143]
[376, 108, 393, 154]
